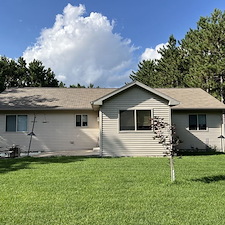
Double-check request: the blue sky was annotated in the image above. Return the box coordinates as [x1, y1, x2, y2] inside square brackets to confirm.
[0, 0, 225, 87]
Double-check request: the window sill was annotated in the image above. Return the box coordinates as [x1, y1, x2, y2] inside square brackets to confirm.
[188, 128, 209, 132]
[119, 130, 153, 133]
[5, 131, 28, 133]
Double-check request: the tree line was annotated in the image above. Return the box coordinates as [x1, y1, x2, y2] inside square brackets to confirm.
[1, 9, 225, 98]
[0, 56, 59, 92]
[0, 56, 100, 91]
[130, 9, 225, 102]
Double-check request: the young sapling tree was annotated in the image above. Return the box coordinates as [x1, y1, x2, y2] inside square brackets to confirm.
[151, 116, 180, 182]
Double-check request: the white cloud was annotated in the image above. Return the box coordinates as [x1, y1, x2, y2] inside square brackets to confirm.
[23, 4, 136, 87]
[141, 43, 168, 61]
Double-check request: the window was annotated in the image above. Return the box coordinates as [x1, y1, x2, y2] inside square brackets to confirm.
[6, 115, 27, 132]
[119, 110, 151, 131]
[76, 115, 88, 127]
[120, 110, 135, 130]
[137, 110, 151, 130]
[189, 114, 206, 130]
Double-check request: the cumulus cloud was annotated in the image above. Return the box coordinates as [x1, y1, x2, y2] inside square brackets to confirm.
[140, 43, 168, 61]
[23, 4, 135, 87]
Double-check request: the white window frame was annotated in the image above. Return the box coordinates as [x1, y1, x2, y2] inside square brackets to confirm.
[5, 114, 28, 132]
[189, 114, 207, 131]
[75, 114, 88, 127]
[119, 109, 153, 132]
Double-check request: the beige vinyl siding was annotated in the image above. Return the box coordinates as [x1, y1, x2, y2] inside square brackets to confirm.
[100, 86, 171, 156]
[172, 111, 223, 150]
[0, 110, 99, 152]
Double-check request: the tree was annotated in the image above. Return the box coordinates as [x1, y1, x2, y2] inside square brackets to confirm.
[69, 83, 100, 88]
[151, 116, 181, 182]
[0, 56, 10, 91]
[156, 35, 187, 87]
[70, 83, 86, 88]
[131, 9, 225, 102]
[59, 81, 66, 88]
[0, 57, 59, 91]
[181, 9, 225, 101]
[130, 36, 188, 88]
[130, 60, 159, 87]
[28, 59, 59, 87]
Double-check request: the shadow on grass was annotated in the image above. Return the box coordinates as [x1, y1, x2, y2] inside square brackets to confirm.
[177, 149, 225, 156]
[192, 175, 225, 183]
[0, 156, 97, 174]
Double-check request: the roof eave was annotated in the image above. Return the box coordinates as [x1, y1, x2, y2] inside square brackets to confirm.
[171, 107, 225, 110]
[0, 107, 94, 111]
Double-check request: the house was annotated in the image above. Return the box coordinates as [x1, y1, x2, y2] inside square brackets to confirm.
[0, 81, 224, 156]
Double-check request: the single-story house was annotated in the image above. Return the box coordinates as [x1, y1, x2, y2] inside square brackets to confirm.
[0, 81, 224, 156]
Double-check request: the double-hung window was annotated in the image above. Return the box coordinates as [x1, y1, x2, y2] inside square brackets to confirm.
[76, 115, 88, 127]
[120, 110, 152, 131]
[189, 114, 206, 130]
[6, 115, 28, 132]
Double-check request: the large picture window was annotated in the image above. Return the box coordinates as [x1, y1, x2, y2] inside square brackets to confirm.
[189, 114, 206, 130]
[6, 115, 27, 132]
[120, 110, 151, 131]
[76, 115, 88, 127]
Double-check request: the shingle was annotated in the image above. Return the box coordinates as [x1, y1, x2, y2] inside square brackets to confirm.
[157, 88, 225, 109]
[0, 88, 116, 110]
[0, 86, 224, 111]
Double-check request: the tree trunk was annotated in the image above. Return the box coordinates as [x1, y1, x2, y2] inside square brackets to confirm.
[170, 155, 175, 182]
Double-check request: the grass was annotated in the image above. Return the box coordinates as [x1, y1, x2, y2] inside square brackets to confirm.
[0, 155, 225, 225]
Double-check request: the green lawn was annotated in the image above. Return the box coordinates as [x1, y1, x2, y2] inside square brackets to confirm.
[1, 155, 225, 225]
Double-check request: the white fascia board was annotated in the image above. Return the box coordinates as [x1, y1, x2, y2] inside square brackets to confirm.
[91, 81, 180, 106]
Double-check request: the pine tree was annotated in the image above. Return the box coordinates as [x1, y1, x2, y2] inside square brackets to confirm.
[156, 35, 187, 87]
[181, 9, 225, 101]
[0, 57, 59, 92]
[130, 59, 159, 87]
[130, 36, 188, 88]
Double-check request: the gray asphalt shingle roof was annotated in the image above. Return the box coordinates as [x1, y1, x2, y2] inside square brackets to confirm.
[157, 88, 225, 109]
[0, 85, 224, 110]
[0, 88, 116, 110]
